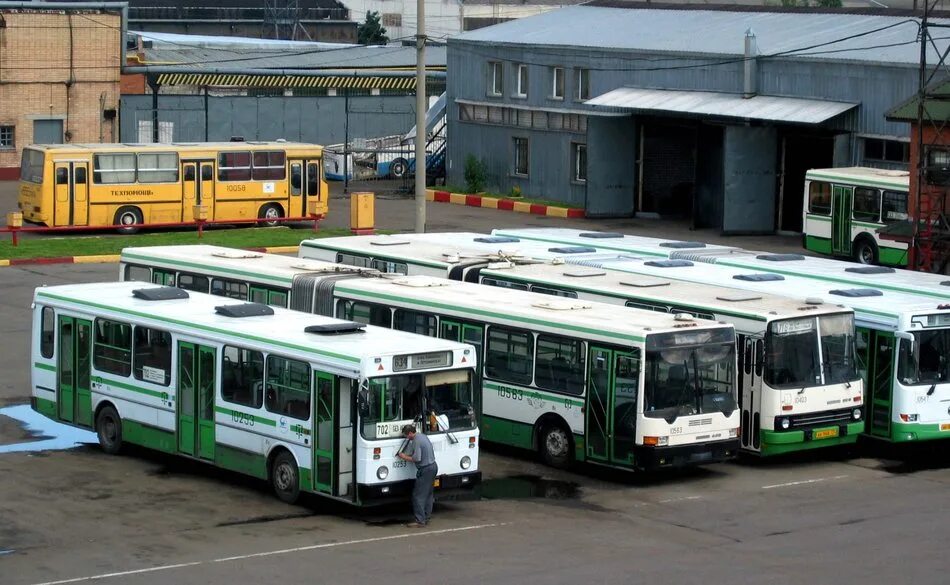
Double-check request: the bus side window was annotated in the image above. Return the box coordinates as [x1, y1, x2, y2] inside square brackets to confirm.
[56, 168, 68, 185]
[307, 163, 319, 196]
[291, 164, 302, 195]
[40, 306, 55, 359]
[125, 264, 151, 283]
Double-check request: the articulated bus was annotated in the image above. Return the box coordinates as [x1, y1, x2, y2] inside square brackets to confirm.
[32, 281, 480, 505]
[490, 227, 950, 300]
[298, 236, 864, 456]
[801, 167, 909, 266]
[487, 228, 950, 443]
[17, 141, 328, 232]
[120, 245, 741, 471]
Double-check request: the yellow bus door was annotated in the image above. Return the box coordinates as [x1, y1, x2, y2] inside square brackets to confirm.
[306, 160, 324, 217]
[182, 162, 198, 222]
[53, 161, 90, 226]
[289, 160, 304, 217]
[199, 162, 215, 219]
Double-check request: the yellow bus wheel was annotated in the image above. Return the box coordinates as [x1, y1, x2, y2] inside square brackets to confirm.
[114, 206, 143, 235]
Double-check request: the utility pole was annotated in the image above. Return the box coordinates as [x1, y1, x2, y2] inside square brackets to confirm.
[414, 0, 427, 233]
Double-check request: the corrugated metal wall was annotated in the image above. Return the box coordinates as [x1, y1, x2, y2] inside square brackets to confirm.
[120, 95, 418, 144]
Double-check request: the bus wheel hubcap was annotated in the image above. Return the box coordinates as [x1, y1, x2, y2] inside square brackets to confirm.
[265, 208, 279, 219]
[276, 464, 293, 490]
[546, 430, 567, 455]
[103, 420, 115, 442]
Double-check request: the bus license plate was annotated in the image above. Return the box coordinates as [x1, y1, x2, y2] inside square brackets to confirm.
[433, 478, 441, 488]
[814, 428, 839, 440]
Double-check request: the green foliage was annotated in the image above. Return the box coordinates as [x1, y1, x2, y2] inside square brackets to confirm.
[509, 185, 522, 198]
[357, 11, 389, 45]
[464, 155, 488, 194]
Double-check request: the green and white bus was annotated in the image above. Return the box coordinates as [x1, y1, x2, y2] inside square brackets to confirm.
[297, 236, 864, 456]
[120, 245, 742, 470]
[801, 167, 910, 266]
[486, 227, 950, 443]
[31, 281, 480, 506]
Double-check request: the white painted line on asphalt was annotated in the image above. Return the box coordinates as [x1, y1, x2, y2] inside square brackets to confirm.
[30, 522, 510, 585]
[658, 496, 702, 504]
[761, 475, 849, 490]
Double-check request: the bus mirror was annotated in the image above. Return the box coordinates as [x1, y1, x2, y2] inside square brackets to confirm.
[357, 388, 370, 417]
[895, 331, 915, 355]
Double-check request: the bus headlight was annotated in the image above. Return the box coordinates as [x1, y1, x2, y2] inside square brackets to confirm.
[460, 456, 471, 470]
[643, 436, 668, 447]
[729, 427, 739, 438]
[852, 408, 862, 421]
[780, 418, 791, 430]
[377, 466, 389, 480]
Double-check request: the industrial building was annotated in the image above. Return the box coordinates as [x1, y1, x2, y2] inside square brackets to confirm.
[445, 4, 947, 233]
[0, 2, 125, 179]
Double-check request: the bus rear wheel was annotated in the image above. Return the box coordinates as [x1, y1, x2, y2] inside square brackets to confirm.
[114, 206, 143, 234]
[96, 405, 123, 455]
[389, 158, 409, 179]
[271, 451, 300, 504]
[539, 424, 573, 469]
[853, 237, 878, 265]
[258, 203, 284, 227]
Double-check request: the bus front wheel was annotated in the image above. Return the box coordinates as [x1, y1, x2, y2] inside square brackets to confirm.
[271, 451, 301, 504]
[539, 424, 573, 469]
[114, 207, 143, 234]
[389, 158, 409, 179]
[96, 405, 123, 455]
[853, 237, 878, 265]
[258, 203, 284, 227]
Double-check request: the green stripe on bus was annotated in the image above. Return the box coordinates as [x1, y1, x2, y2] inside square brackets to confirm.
[335, 286, 646, 343]
[483, 380, 585, 408]
[300, 241, 447, 269]
[93, 375, 169, 400]
[214, 405, 278, 427]
[122, 250, 293, 287]
[36, 291, 360, 364]
[35, 362, 56, 372]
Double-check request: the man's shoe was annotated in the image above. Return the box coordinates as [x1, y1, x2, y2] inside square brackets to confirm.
[405, 522, 426, 528]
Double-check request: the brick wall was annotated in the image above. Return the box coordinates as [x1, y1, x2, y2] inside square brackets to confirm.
[0, 9, 122, 178]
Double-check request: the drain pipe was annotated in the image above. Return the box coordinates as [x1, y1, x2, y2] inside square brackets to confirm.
[743, 29, 758, 99]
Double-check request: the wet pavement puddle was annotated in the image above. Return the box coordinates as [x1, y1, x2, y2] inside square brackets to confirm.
[478, 475, 581, 500]
[0, 404, 96, 454]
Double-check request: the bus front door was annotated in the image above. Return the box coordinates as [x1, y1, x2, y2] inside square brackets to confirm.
[177, 342, 216, 460]
[313, 371, 336, 495]
[586, 347, 641, 466]
[182, 160, 215, 222]
[57, 316, 92, 426]
[53, 161, 89, 226]
[831, 185, 853, 256]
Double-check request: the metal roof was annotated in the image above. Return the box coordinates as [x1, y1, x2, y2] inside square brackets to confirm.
[453, 6, 948, 66]
[587, 87, 857, 124]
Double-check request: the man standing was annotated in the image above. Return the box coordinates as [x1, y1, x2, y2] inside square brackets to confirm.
[398, 424, 438, 527]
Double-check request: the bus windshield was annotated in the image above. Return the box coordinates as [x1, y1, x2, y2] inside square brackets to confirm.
[361, 370, 476, 438]
[898, 328, 950, 386]
[644, 340, 737, 422]
[765, 314, 858, 389]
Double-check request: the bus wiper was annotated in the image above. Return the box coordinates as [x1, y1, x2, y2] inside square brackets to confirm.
[431, 411, 459, 444]
[927, 381, 937, 396]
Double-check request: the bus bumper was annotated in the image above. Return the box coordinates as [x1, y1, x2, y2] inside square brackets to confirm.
[759, 421, 863, 455]
[357, 471, 482, 504]
[634, 438, 739, 469]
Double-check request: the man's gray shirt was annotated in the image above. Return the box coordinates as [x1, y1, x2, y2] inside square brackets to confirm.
[412, 433, 436, 467]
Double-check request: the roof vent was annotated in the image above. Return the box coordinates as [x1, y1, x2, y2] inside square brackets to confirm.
[644, 259, 693, 268]
[305, 322, 366, 335]
[845, 266, 895, 274]
[132, 287, 189, 301]
[579, 231, 623, 239]
[756, 254, 805, 262]
[531, 300, 592, 311]
[215, 303, 275, 318]
[674, 313, 693, 321]
[620, 277, 670, 288]
[474, 236, 520, 243]
[291, 261, 333, 271]
[392, 276, 450, 288]
[733, 273, 784, 282]
[829, 288, 884, 298]
[369, 237, 410, 246]
[716, 293, 762, 302]
[805, 297, 825, 305]
[211, 250, 263, 259]
[659, 241, 706, 249]
[548, 246, 596, 254]
[563, 268, 606, 278]
[942, 281, 950, 287]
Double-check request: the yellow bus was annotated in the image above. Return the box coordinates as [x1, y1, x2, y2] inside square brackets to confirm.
[17, 141, 328, 232]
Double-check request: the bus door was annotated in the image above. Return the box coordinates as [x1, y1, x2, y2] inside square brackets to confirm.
[337, 377, 355, 500]
[182, 160, 215, 222]
[177, 342, 216, 460]
[867, 331, 895, 438]
[313, 372, 336, 495]
[289, 160, 305, 217]
[586, 346, 640, 465]
[57, 316, 92, 426]
[53, 161, 89, 226]
[740, 336, 764, 451]
[439, 320, 483, 419]
[831, 184, 853, 256]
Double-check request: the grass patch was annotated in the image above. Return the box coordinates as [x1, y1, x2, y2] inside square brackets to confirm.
[0, 226, 354, 260]
[441, 185, 581, 209]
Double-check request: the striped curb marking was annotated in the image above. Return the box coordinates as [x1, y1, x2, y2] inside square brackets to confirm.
[426, 189, 585, 219]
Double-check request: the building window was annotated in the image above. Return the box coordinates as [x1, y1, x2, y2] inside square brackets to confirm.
[572, 143, 587, 183]
[551, 67, 564, 100]
[488, 62, 503, 96]
[863, 137, 909, 164]
[515, 64, 528, 98]
[513, 137, 529, 176]
[0, 126, 14, 148]
[382, 13, 401, 27]
[576, 68, 590, 100]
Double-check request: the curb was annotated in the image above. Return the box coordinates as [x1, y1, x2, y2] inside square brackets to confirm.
[425, 189, 585, 219]
[0, 246, 300, 268]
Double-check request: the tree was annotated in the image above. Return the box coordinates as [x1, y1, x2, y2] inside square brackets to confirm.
[358, 11, 389, 45]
